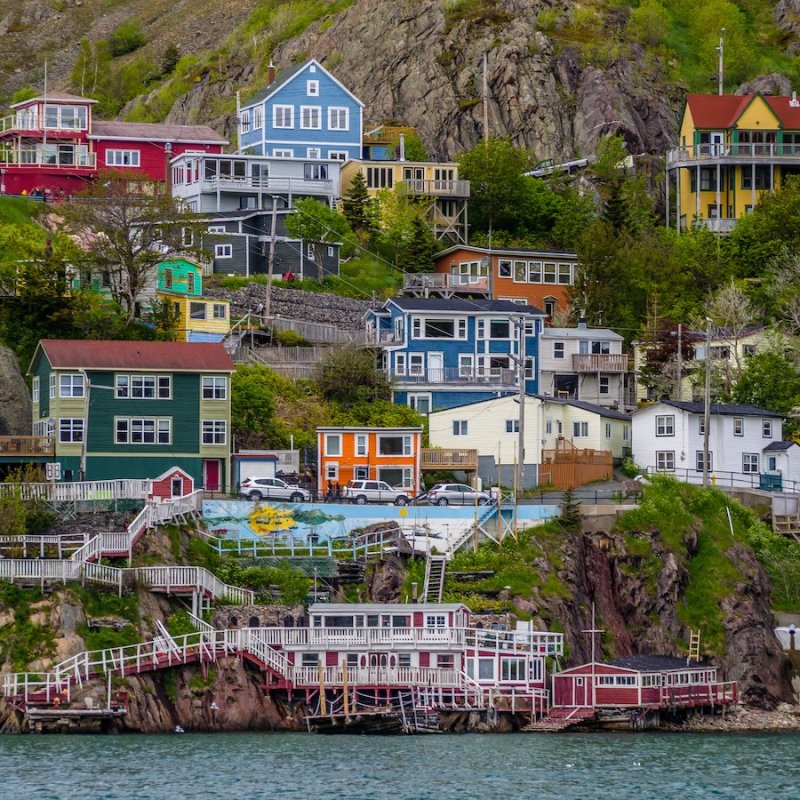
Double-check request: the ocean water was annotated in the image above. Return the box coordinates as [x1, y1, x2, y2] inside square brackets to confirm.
[1, 731, 798, 800]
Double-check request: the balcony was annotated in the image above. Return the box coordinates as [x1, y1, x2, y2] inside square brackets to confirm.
[386, 367, 517, 386]
[367, 328, 405, 345]
[696, 217, 738, 234]
[0, 116, 88, 136]
[421, 448, 478, 471]
[402, 273, 490, 297]
[0, 149, 96, 169]
[0, 436, 55, 457]
[398, 179, 470, 197]
[667, 142, 800, 168]
[200, 175, 333, 196]
[572, 353, 629, 373]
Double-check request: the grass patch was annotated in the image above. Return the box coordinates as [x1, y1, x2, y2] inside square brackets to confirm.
[0, 583, 54, 671]
[0, 196, 43, 224]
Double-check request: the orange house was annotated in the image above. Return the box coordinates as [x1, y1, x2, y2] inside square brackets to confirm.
[316, 427, 423, 495]
[428, 245, 578, 318]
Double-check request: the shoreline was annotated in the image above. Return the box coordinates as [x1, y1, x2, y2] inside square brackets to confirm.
[660, 704, 800, 734]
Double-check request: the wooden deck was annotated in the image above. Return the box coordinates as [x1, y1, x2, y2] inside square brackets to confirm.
[0, 435, 54, 457]
[421, 448, 478, 472]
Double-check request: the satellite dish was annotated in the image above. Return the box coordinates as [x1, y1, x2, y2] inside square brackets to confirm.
[480, 256, 490, 267]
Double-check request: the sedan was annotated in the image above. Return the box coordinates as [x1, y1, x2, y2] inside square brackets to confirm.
[426, 483, 494, 506]
[238, 477, 311, 503]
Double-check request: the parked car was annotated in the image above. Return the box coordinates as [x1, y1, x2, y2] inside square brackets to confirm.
[239, 477, 311, 503]
[426, 483, 494, 506]
[343, 480, 411, 506]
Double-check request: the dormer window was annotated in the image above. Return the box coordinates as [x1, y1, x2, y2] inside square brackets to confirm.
[307, 80, 319, 96]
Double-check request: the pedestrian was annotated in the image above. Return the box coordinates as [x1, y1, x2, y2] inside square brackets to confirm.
[325, 480, 333, 501]
[335, 482, 342, 502]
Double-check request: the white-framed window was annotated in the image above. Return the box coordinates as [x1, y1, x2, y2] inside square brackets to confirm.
[114, 375, 170, 400]
[307, 147, 321, 159]
[696, 450, 713, 473]
[763, 420, 773, 438]
[545, 419, 552, 434]
[605, 423, 612, 438]
[329, 150, 348, 161]
[573, 421, 588, 438]
[365, 166, 394, 189]
[215, 244, 233, 259]
[202, 376, 227, 400]
[304, 162, 328, 180]
[300, 105, 322, 129]
[489, 319, 510, 339]
[253, 106, 263, 129]
[202, 419, 227, 445]
[207, 225, 226, 234]
[327, 246, 335, 257]
[553, 342, 565, 359]
[273, 149, 293, 158]
[213, 304, 227, 320]
[306, 243, 314, 259]
[458, 354, 473, 377]
[599, 376, 609, 395]
[453, 420, 468, 436]
[412, 318, 422, 339]
[115, 418, 171, 445]
[477, 319, 485, 339]
[498, 259, 512, 278]
[307, 79, 319, 96]
[59, 373, 84, 398]
[656, 415, 675, 436]
[698, 417, 705, 435]
[524, 357, 535, 380]
[394, 353, 406, 376]
[328, 107, 349, 130]
[240, 109, 251, 133]
[505, 419, 520, 433]
[49, 374, 56, 400]
[355, 434, 368, 457]
[325, 434, 342, 456]
[408, 354, 424, 376]
[273, 105, 293, 128]
[623, 426, 629, 441]
[408, 393, 431, 415]
[59, 418, 84, 443]
[325, 463, 339, 481]
[354, 465, 369, 480]
[32, 376, 40, 403]
[733, 417, 744, 436]
[656, 451, 675, 471]
[378, 435, 413, 456]
[742, 453, 759, 473]
[106, 149, 140, 167]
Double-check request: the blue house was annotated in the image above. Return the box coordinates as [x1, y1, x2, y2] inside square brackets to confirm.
[366, 298, 545, 413]
[238, 59, 364, 161]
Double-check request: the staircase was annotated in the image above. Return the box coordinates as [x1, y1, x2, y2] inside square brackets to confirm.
[448, 503, 499, 554]
[421, 554, 447, 602]
[521, 706, 596, 732]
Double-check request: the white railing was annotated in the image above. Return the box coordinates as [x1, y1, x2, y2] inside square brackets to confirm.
[0, 533, 88, 558]
[383, 367, 518, 386]
[667, 143, 800, 164]
[0, 479, 151, 502]
[202, 176, 333, 196]
[290, 665, 463, 688]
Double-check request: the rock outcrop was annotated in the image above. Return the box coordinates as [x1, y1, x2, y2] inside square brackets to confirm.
[0, 345, 31, 436]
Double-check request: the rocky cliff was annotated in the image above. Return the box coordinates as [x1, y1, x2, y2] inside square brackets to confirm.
[0, 345, 31, 436]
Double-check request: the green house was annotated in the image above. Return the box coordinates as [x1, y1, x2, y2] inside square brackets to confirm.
[158, 257, 204, 296]
[29, 339, 234, 491]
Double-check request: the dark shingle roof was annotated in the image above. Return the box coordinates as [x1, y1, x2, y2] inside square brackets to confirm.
[389, 297, 545, 315]
[658, 400, 783, 419]
[763, 440, 797, 451]
[609, 654, 711, 672]
[243, 62, 308, 107]
[543, 396, 630, 421]
[91, 121, 226, 144]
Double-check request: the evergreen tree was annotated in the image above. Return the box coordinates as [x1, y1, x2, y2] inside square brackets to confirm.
[559, 487, 582, 531]
[398, 214, 438, 273]
[601, 180, 631, 233]
[342, 172, 371, 233]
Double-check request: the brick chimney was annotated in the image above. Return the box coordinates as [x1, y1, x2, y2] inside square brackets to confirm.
[268, 61, 276, 86]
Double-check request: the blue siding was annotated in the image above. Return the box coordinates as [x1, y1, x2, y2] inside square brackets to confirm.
[240, 61, 363, 160]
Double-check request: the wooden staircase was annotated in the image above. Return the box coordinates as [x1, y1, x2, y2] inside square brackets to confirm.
[421, 554, 447, 602]
[521, 706, 597, 732]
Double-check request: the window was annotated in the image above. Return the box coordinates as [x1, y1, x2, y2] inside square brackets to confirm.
[498, 259, 512, 278]
[544, 298, 556, 318]
[768, 456, 778, 472]
[328, 107, 349, 130]
[696, 450, 712, 473]
[424, 319, 455, 338]
[253, 107, 263, 129]
[656, 451, 675, 471]
[273, 105, 293, 128]
[524, 357, 535, 379]
[202, 376, 227, 400]
[207, 225, 226, 235]
[213, 304, 227, 320]
[477, 319, 485, 339]
[163, 268, 173, 289]
[501, 657, 527, 682]
[733, 417, 744, 436]
[325, 463, 339, 481]
[394, 353, 406, 376]
[355, 434, 368, 456]
[543, 263, 557, 284]
[490, 320, 510, 339]
[573, 421, 588, 438]
[190, 302, 207, 321]
[240, 109, 250, 133]
[186, 272, 196, 293]
[59, 373, 84, 398]
[115, 375, 170, 400]
[605, 423, 612, 438]
[623, 426, 629, 441]
[301, 653, 319, 667]
[698, 417, 705, 435]
[378, 435, 412, 456]
[742, 453, 759, 474]
[763, 420, 773, 438]
[558, 263, 572, 285]
[365, 167, 393, 189]
[304, 163, 328, 180]
[458, 354, 473, 377]
[317, 435, 341, 461]
[408, 354, 424, 376]
[591, 341, 611, 354]
[599, 376, 609, 395]
[300, 106, 321, 129]
[656, 415, 675, 436]
[553, 342, 565, 359]
[354, 465, 369, 480]
[408, 394, 431, 415]
[453, 420, 468, 436]
[202, 420, 227, 445]
[215, 244, 232, 259]
[307, 79, 319, 96]
[398, 653, 412, 668]
[742, 165, 771, 190]
[32, 377, 39, 403]
[59, 418, 84, 443]
[742, 344, 757, 358]
[527, 262, 542, 283]
[106, 149, 140, 167]
[545, 419, 552, 434]
[273, 149, 293, 158]
[49, 374, 56, 399]
[307, 147, 321, 159]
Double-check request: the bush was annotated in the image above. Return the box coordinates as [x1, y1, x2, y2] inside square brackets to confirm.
[108, 20, 146, 57]
[620, 457, 643, 479]
[274, 329, 310, 347]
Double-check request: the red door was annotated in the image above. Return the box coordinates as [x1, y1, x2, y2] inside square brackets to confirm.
[203, 460, 221, 492]
[574, 676, 588, 706]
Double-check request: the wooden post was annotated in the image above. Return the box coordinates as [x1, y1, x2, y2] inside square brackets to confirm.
[342, 659, 349, 716]
[319, 659, 327, 716]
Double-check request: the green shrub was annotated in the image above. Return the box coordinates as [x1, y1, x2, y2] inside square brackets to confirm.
[108, 20, 146, 57]
[274, 329, 310, 347]
[620, 457, 643, 479]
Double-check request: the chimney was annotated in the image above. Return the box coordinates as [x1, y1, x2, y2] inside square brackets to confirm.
[577, 313, 587, 330]
[268, 61, 276, 86]
[791, 90, 799, 108]
[399, 133, 405, 162]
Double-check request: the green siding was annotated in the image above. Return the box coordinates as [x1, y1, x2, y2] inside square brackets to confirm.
[33, 354, 51, 419]
[158, 258, 203, 296]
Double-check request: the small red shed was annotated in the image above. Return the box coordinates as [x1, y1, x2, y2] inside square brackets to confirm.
[149, 466, 195, 501]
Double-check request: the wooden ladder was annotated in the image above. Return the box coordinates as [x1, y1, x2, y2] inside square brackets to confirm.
[689, 630, 701, 662]
[421, 554, 447, 603]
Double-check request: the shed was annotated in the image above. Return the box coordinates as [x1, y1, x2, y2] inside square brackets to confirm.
[150, 466, 194, 500]
[233, 451, 279, 487]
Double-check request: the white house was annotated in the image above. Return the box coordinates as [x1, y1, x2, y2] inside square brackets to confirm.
[632, 400, 789, 486]
[539, 321, 634, 411]
[542, 398, 631, 462]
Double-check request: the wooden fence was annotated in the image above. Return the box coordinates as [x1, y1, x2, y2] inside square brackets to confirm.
[540, 439, 613, 489]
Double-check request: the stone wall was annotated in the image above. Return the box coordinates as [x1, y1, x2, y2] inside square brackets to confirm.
[212, 604, 306, 630]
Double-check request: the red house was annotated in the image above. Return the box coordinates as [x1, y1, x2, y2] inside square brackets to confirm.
[149, 466, 195, 501]
[0, 92, 226, 196]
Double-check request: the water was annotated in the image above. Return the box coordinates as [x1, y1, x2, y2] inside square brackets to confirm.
[1, 732, 798, 800]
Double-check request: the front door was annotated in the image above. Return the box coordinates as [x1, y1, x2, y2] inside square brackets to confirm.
[428, 352, 444, 382]
[574, 676, 588, 706]
[203, 459, 221, 492]
[171, 477, 183, 498]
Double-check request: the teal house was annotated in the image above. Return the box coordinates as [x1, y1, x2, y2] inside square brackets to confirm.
[29, 339, 234, 491]
[158, 257, 204, 296]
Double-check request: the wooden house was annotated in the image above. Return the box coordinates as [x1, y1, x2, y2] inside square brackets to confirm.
[148, 466, 194, 501]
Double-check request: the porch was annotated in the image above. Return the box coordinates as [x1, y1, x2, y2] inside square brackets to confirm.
[421, 448, 478, 473]
[0, 435, 54, 457]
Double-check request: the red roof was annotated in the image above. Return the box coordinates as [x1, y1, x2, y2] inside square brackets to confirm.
[35, 340, 234, 372]
[686, 93, 800, 130]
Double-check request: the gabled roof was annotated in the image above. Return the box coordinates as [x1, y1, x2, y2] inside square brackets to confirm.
[763, 440, 798, 452]
[609, 654, 712, 672]
[541, 326, 623, 341]
[646, 400, 783, 419]
[387, 297, 545, 315]
[11, 91, 97, 108]
[90, 121, 227, 145]
[543, 396, 630, 421]
[433, 244, 578, 260]
[242, 58, 364, 109]
[685, 93, 800, 130]
[31, 340, 235, 374]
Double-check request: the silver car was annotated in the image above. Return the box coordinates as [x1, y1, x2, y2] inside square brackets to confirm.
[239, 476, 311, 503]
[427, 483, 493, 506]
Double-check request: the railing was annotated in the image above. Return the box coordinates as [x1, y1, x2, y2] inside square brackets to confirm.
[0, 115, 88, 134]
[135, 565, 254, 605]
[397, 179, 470, 197]
[201, 176, 333, 196]
[291, 665, 463, 688]
[464, 628, 564, 656]
[402, 273, 489, 294]
[256, 346, 329, 364]
[0, 150, 96, 168]
[0, 435, 54, 456]
[667, 143, 800, 164]
[384, 367, 517, 386]
[659, 681, 738, 706]
[148, 490, 203, 525]
[643, 466, 800, 494]
[571, 353, 629, 373]
[0, 479, 151, 502]
[0, 532, 88, 558]
[266, 316, 368, 346]
[367, 328, 405, 345]
[696, 218, 738, 234]
[421, 448, 478, 471]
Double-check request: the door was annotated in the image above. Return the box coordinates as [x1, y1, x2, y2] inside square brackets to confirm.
[171, 477, 183, 498]
[203, 459, 221, 492]
[710, 132, 723, 156]
[574, 676, 588, 706]
[428, 352, 444, 383]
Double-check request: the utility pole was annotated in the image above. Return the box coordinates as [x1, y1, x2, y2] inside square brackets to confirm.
[717, 29, 725, 96]
[265, 196, 278, 322]
[702, 318, 712, 487]
[676, 323, 683, 400]
[482, 53, 489, 144]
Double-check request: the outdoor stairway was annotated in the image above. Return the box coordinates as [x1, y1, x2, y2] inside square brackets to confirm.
[521, 706, 597, 732]
[421, 554, 447, 602]
[447, 503, 500, 554]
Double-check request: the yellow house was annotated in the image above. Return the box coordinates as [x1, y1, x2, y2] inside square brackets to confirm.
[341, 159, 470, 244]
[157, 293, 231, 343]
[666, 93, 800, 234]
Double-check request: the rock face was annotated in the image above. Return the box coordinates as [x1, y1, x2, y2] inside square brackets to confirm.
[0, 346, 31, 436]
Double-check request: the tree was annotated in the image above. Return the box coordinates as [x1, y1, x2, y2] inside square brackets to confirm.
[284, 198, 352, 281]
[160, 43, 181, 75]
[401, 133, 428, 161]
[58, 172, 205, 321]
[341, 172, 371, 233]
[368, 186, 429, 265]
[397, 214, 438, 273]
[315, 346, 391, 405]
[231, 364, 279, 449]
[638, 319, 695, 400]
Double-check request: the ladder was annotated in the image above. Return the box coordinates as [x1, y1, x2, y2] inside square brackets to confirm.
[421, 554, 447, 603]
[688, 630, 701, 662]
